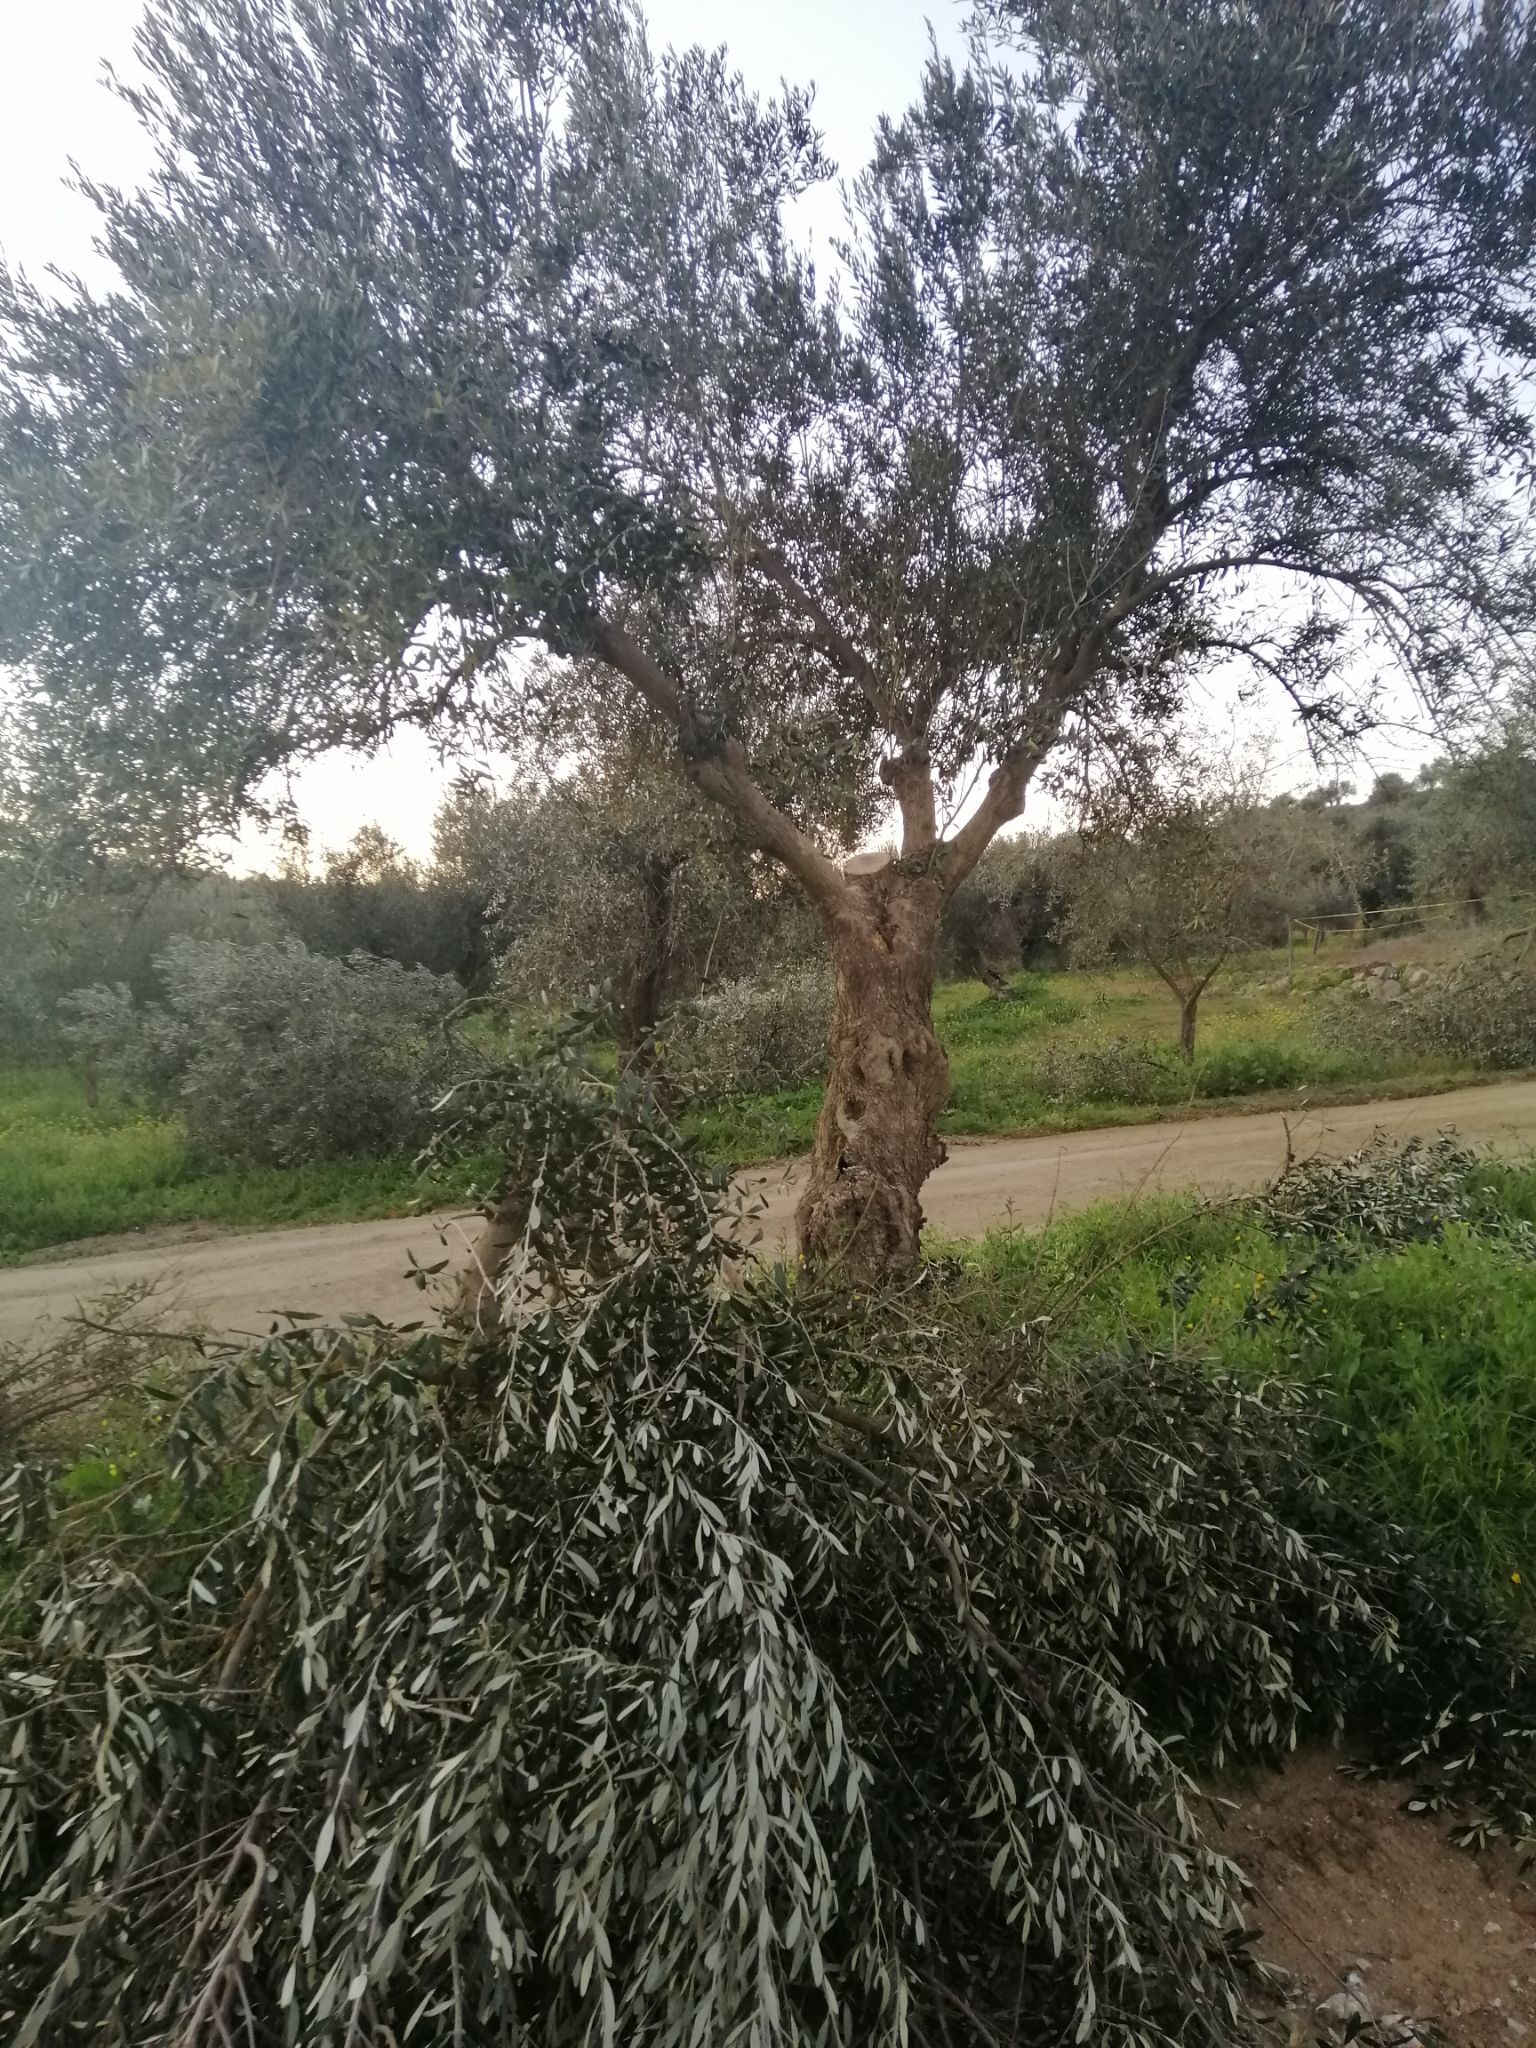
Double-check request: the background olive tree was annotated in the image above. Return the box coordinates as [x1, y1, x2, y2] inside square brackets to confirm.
[1413, 716, 1536, 916]
[58, 935, 469, 1166]
[267, 825, 493, 985]
[939, 833, 1068, 988]
[432, 673, 837, 1061]
[1067, 766, 1311, 1060]
[2, 0, 1534, 1279]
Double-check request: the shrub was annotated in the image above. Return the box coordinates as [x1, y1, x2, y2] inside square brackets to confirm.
[5, 1033, 1536, 2048]
[56, 978, 187, 1102]
[1316, 957, 1536, 1072]
[1254, 1132, 1535, 1251]
[1403, 957, 1536, 1069]
[665, 963, 831, 1097]
[59, 935, 469, 1167]
[1032, 1033, 1178, 1105]
[1194, 1038, 1308, 1097]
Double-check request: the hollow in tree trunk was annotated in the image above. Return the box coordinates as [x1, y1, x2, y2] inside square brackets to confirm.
[795, 870, 951, 1284]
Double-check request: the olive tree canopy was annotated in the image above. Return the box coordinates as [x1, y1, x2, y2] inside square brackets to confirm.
[2, 0, 1534, 1275]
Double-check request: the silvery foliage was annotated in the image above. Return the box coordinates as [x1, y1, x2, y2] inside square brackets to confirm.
[664, 964, 833, 1097]
[481, 787, 761, 1024]
[2, 0, 1534, 888]
[5, 1021, 1536, 2046]
[58, 934, 468, 1166]
[1401, 957, 1536, 1071]
[1256, 1132, 1536, 1258]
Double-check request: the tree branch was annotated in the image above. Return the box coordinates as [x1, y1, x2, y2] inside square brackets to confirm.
[744, 537, 907, 738]
[937, 649, 1092, 893]
[589, 616, 849, 912]
[1145, 953, 1193, 1003]
[1191, 946, 1232, 999]
[939, 746, 1040, 893]
[880, 746, 939, 858]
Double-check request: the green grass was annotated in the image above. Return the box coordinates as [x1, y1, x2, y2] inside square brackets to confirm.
[0, 1065, 485, 1261]
[0, 949, 1496, 1251]
[945, 1161, 1536, 1602]
[690, 960, 1481, 1165]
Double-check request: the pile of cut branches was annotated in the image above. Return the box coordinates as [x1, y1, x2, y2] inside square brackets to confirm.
[3, 1028, 1533, 2046]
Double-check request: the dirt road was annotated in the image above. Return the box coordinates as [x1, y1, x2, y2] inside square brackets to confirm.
[5, 1078, 1536, 1347]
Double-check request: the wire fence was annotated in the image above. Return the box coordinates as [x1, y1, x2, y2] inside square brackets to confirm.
[1285, 893, 1536, 974]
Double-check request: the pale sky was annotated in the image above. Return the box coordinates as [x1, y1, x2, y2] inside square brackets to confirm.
[0, 1, 1432, 870]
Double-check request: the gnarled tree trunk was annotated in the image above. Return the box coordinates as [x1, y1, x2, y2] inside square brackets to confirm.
[795, 867, 950, 1284]
[454, 1183, 529, 1333]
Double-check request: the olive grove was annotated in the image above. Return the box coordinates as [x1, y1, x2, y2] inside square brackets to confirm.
[2, 0, 1534, 1278]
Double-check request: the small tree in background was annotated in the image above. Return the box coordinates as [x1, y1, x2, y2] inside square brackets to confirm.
[1068, 770, 1305, 1060]
[438, 768, 765, 1061]
[432, 682, 832, 1061]
[0, 859, 293, 1064]
[1414, 716, 1536, 915]
[3, 0, 1535, 1279]
[267, 825, 494, 984]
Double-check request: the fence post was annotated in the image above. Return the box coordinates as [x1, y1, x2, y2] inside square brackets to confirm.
[1285, 916, 1294, 991]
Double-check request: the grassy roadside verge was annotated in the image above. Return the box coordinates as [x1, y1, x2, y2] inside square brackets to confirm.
[687, 964, 1489, 1161]
[0, 954, 1507, 1257]
[686, 1062, 1511, 1167]
[0, 1067, 487, 1262]
[6, 1058, 1512, 1261]
[942, 1152, 1536, 1602]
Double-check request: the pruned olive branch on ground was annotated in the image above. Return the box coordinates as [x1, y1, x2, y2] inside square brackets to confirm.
[4, 1028, 1536, 2047]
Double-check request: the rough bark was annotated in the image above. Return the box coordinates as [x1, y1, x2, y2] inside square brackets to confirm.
[795, 867, 951, 1284]
[454, 1184, 529, 1332]
[616, 851, 682, 1069]
[1178, 992, 1199, 1062]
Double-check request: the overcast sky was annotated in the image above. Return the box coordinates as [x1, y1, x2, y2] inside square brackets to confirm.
[1, 1, 1427, 869]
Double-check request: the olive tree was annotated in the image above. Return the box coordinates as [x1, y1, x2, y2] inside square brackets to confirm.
[1414, 720, 1536, 911]
[1067, 770, 1310, 1060]
[267, 825, 494, 983]
[433, 678, 831, 1060]
[58, 934, 469, 1165]
[940, 832, 1068, 987]
[2, 0, 1534, 1280]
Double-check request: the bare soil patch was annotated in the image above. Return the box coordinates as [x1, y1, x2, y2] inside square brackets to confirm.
[1226, 1751, 1536, 2047]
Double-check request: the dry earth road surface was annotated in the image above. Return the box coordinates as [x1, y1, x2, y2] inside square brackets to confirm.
[5, 1078, 1536, 1347]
